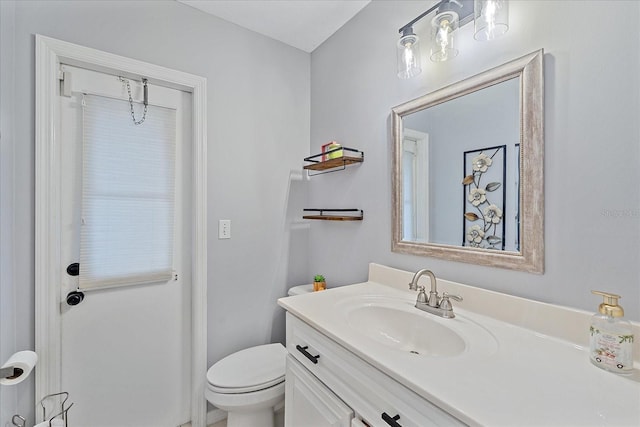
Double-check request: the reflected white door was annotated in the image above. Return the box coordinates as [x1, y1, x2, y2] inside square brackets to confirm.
[402, 129, 429, 242]
[57, 64, 192, 426]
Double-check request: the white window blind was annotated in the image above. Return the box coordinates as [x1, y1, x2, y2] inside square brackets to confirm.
[79, 94, 176, 290]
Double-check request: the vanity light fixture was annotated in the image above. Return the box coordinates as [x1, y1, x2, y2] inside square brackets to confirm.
[396, 0, 509, 79]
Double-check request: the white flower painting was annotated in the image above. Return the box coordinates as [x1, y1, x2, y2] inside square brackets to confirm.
[462, 146, 506, 250]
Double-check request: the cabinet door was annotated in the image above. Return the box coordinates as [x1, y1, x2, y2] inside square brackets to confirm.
[285, 356, 353, 427]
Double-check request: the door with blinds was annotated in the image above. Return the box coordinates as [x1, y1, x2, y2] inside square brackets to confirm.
[58, 64, 192, 426]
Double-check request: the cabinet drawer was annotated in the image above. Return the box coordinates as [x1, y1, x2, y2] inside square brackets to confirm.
[286, 313, 466, 427]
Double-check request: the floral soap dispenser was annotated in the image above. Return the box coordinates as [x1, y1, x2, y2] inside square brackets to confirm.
[589, 290, 634, 375]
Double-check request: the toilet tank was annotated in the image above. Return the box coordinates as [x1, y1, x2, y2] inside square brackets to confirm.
[287, 284, 314, 296]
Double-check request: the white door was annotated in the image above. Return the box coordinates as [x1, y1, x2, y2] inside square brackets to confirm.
[56, 64, 192, 427]
[285, 356, 353, 427]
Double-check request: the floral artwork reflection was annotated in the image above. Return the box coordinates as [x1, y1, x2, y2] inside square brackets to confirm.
[462, 145, 506, 249]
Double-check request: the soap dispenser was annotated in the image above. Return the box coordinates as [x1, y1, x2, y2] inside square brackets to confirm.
[589, 290, 634, 375]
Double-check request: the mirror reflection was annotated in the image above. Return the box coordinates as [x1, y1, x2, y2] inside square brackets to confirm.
[401, 78, 520, 251]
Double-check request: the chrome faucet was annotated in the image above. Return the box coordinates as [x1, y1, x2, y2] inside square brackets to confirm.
[409, 269, 463, 318]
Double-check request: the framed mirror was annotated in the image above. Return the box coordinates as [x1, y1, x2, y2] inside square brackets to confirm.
[391, 50, 544, 273]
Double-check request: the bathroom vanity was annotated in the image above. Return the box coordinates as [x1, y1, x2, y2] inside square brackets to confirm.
[278, 264, 640, 427]
[284, 312, 463, 426]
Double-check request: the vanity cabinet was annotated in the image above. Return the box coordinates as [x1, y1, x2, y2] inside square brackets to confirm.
[285, 313, 465, 427]
[285, 355, 353, 426]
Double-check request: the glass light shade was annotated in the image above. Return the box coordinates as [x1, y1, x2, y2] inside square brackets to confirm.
[397, 33, 422, 79]
[430, 11, 459, 62]
[474, 0, 509, 41]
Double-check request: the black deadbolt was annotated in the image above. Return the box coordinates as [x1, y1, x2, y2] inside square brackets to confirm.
[66, 263, 80, 276]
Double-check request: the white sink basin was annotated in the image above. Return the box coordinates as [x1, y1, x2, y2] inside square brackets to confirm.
[347, 304, 466, 356]
[338, 295, 498, 358]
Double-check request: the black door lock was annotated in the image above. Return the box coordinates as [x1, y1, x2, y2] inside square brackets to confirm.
[66, 263, 79, 276]
[66, 290, 85, 306]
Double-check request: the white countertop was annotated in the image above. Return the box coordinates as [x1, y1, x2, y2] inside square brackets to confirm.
[278, 280, 640, 426]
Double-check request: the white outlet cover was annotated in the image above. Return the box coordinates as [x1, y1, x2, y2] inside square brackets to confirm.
[218, 219, 231, 239]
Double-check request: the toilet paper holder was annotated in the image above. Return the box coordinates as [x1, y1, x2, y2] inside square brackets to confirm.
[11, 415, 26, 427]
[39, 392, 74, 427]
[1, 350, 38, 387]
[1, 365, 22, 379]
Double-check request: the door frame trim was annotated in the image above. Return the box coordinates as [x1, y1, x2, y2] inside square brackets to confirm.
[35, 35, 208, 427]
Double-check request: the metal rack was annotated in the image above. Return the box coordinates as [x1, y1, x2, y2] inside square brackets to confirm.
[303, 208, 364, 221]
[37, 392, 74, 427]
[302, 146, 364, 221]
[303, 146, 364, 176]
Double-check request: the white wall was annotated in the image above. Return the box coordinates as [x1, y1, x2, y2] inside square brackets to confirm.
[1, 0, 18, 422]
[309, 0, 640, 320]
[0, 0, 309, 423]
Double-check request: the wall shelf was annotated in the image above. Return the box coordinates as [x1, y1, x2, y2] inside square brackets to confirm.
[303, 147, 364, 175]
[303, 209, 364, 221]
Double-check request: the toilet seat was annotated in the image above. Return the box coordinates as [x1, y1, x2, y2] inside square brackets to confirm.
[207, 343, 287, 394]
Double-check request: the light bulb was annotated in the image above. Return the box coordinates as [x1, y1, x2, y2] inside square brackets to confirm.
[403, 41, 415, 65]
[483, 0, 497, 35]
[430, 11, 458, 62]
[397, 31, 421, 79]
[474, 0, 509, 41]
[436, 19, 452, 56]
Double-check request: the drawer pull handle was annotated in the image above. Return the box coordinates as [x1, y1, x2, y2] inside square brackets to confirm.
[295, 344, 320, 364]
[381, 412, 402, 427]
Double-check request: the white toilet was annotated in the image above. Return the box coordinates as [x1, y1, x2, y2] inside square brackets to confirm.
[205, 284, 312, 427]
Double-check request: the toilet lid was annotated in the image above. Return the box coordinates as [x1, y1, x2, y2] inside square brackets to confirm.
[207, 343, 287, 393]
[288, 284, 314, 296]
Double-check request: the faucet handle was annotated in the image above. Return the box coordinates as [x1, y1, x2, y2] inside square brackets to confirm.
[442, 292, 463, 302]
[416, 286, 428, 304]
[440, 292, 462, 318]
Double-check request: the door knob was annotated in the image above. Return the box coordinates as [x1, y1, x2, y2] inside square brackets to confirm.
[66, 290, 85, 306]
